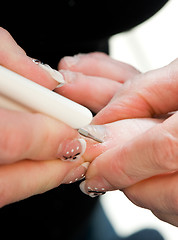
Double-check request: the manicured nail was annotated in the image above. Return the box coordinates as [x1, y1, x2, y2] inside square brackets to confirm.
[32, 59, 65, 87]
[62, 162, 90, 184]
[57, 139, 86, 161]
[79, 180, 106, 198]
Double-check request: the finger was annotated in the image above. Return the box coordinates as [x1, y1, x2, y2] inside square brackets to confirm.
[124, 172, 178, 227]
[55, 70, 120, 112]
[0, 108, 86, 164]
[153, 212, 178, 227]
[0, 27, 63, 89]
[94, 58, 178, 124]
[80, 113, 178, 196]
[83, 118, 162, 163]
[58, 52, 139, 83]
[0, 158, 87, 207]
[79, 118, 164, 197]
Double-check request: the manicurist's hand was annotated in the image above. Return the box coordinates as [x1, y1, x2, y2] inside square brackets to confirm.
[0, 28, 89, 207]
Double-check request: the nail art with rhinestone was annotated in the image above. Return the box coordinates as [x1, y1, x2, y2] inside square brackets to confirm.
[32, 59, 65, 87]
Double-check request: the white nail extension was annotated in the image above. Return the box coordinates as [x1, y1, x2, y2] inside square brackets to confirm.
[32, 59, 65, 87]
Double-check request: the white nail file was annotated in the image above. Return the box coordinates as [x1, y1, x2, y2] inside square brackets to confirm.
[0, 66, 93, 129]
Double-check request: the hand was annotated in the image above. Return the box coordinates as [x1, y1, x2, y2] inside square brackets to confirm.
[124, 172, 178, 227]
[81, 106, 178, 227]
[58, 52, 178, 226]
[58, 52, 178, 123]
[93, 58, 178, 124]
[0, 28, 88, 207]
[57, 52, 139, 113]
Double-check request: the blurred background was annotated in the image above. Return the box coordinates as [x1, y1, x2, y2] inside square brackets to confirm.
[101, 0, 178, 239]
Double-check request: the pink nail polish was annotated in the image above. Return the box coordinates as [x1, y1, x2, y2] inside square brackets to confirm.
[57, 139, 86, 161]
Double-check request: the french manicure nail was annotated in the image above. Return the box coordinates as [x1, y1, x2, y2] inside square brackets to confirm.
[57, 139, 86, 161]
[79, 180, 106, 198]
[63, 162, 90, 184]
[32, 59, 65, 87]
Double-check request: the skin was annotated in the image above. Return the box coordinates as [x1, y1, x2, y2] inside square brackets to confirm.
[2, 27, 178, 227]
[58, 53, 178, 226]
[0, 28, 82, 206]
[0, 28, 153, 208]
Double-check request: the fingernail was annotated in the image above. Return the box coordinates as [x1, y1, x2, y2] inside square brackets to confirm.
[59, 70, 76, 84]
[63, 54, 84, 68]
[57, 139, 86, 161]
[63, 56, 79, 68]
[32, 59, 65, 87]
[63, 162, 90, 184]
[81, 125, 109, 143]
[79, 180, 106, 198]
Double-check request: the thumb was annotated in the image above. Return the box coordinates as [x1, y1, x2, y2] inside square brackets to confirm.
[94, 59, 178, 124]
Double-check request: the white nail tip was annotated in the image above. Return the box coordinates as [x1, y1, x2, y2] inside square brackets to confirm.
[78, 139, 87, 156]
[39, 63, 65, 87]
[79, 181, 87, 195]
[81, 162, 90, 169]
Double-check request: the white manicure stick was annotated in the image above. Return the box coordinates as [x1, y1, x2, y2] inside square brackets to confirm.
[0, 66, 93, 129]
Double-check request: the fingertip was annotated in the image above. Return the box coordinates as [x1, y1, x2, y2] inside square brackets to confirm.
[92, 106, 115, 124]
[58, 69, 78, 84]
[58, 55, 80, 70]
[79, 178, 107, 198]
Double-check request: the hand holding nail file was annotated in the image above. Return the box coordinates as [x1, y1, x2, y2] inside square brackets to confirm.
[0, 65, 94, 130]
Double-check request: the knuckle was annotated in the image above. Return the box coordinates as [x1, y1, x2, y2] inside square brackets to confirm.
[0, 27, 25, 64]
[167, 58, 178, 81]
[0, 28, 12, 62]
[167, 175, 178, 214]
[170, 193, 178, 214]
[0, 129, 26, 163]
[0, 27, 10, 38]
[0, 111, 58, 163]
[170, 58, 178, 66]
[88, 52, 108, 58]
[0, 111, 34, 163]
[111, 146, 136, 188]
[0, 46, 8, 63]
[153, 127, 178, 171]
